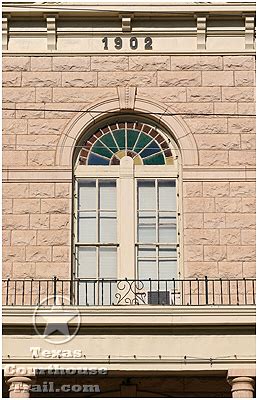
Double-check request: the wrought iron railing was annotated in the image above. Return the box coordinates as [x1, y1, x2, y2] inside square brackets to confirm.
[2, 277, 256, 306]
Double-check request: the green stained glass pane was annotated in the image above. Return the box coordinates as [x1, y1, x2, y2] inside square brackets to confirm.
[101, 133, 118, 153]
[143, 153, 165, 165]
[92, 140, 113, 159]
[127, 129, 139, 150]
[113, 129, 125, 149]
[134, 132, 153, 152]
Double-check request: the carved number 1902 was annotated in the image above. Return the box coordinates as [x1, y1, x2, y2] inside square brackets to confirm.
[102, 37, 152, 50]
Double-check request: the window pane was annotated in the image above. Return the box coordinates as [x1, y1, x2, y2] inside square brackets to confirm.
[138, 260, 157, 281]
[159, 215, 177, 243]
[138, 212, 156, 242]
[159, 247, 177, 259]
[77, 247, 96, 277]
[158, 180, 176, 211]
[78, 212, 96, 242]
[99, 180, 116, 210]
[78, 181, 96, 210]
[78, 281, 96, 306]
[100, 212, 116, 242]
[138, 245, 156, 259]
[138, 180, 155, 210]
[159, 260, 177, 280]
[99, 247, 117, 278]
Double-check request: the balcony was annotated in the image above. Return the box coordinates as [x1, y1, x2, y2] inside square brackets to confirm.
[2, 277, 256, 307]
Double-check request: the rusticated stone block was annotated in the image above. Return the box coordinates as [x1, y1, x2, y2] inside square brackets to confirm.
[17, 135, 59, 151]
[229, 150, 255, 166]
[52, 246, 71, 262]
[222, 87, 255, 102]
[3, 231, 11, 245]
[170, 56, 223, 71]
[11, 230, 36, 246]
[3, 88, 36, 103]
[44, 102, 83, 119]
[98, 71, 157, 87]
[227, 246, 255, 262]
[238, 102, 255, 115]
[195, 134, 240, 150]
[2, 246, 26, 262]
[3, 183, 29, 198]
[241, 229, 255, 245]
[234, 71, 255, 87]
[183, 213, 203, 229]
[2, 199, 13, 215]
[3, 102, 16, 118]
[28, 119, 68, 135]
[3, 57, 30, 71]
[129, 56, 170, 71]
[53, 87, 116, 103]
[55, 183, 71, 198]
[202, 71, 234, 86]
[28, 151, 55, 166]
[13, 199, 40, 214]
[36, 88, 52, 102]
[230, 182, 255, 197]
[158, 71, 201, 87]
[41, 199, 70, 214]
[138, 87, 186, 102]
[16, 103, 45, 119]
[184, 229, 219, 244]
[242, 198, 256, 213]
[187, 87, 221, 102]
[183, 182, 202, 197]
[91, 56, 128, 71]
[242, 262, 256, 278]
[219, 229, 241, 245]
[204, 245, 227, 261]
[214, 102, 238, 115]
[228, 118, 255, 134]
[50, 214, 70, 229]
[53, 57, 91, 71]
[204, 213, 225, 228]
[3, 151, 27, 166]
[218, 262, 243, 278]
[3, 119, 27, 135]
[184, 198, 215, 213]
[2, 72, 22, 87]
[185, 117, 227, 134]
[3, 262, 12, 277]
[26, 246, 51, 262]
[29, 183, 55, 198]
[241, 134, 256, 150]
[35, 262, 70, 279]
[215, 198, 242, 213]
[3, 135, 16, 150]
[226, 214, 255, 229]
[185, 262, 219, 278]
[184, 245, 203, 261]
[30, 215, 49, 229]
[223, 56, 255, 70]
[167, 102, 213, 115]
[199, 150, 228, 166]
[31, 57, 52, 71]
[37, 230, 70, 246]
[62, 72, 97, 87]
[4, 215, 21, 234]
[12, 263, 36, 278]
[22, 72, 61, 87]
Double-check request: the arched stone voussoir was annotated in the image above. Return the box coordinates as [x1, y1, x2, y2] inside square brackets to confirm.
[56, 95, 199, 167]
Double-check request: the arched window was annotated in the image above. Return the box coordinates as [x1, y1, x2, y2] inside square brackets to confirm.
[73, 119, 180, 305]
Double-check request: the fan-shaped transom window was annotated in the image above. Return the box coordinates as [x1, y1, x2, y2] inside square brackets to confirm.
[78, 121, 174, 166]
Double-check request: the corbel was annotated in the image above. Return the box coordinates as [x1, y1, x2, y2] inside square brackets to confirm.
[2, 13, 11, 51]
[119, 14, 134, 32]
[195, 13, 208, 50]
[44, 13, 58, 51]
[243, 14, 255, 50]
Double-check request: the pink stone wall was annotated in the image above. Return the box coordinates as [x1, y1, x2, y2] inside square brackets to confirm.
[2, 55, 255, 279]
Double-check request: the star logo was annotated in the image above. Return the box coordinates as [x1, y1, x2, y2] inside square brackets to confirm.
[33, 295, 81, 344]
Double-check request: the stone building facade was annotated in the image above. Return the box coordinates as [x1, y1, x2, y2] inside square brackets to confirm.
[2, 2, 256, 398]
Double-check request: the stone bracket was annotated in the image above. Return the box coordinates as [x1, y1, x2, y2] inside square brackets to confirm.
[44, 13, 58, 51]
[2, 14, 11, 51]
[195, 13, 208, 50]
[117, 87, 137, 110]
[119, 14, 134, 32]
[243, 14, 255, 50]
